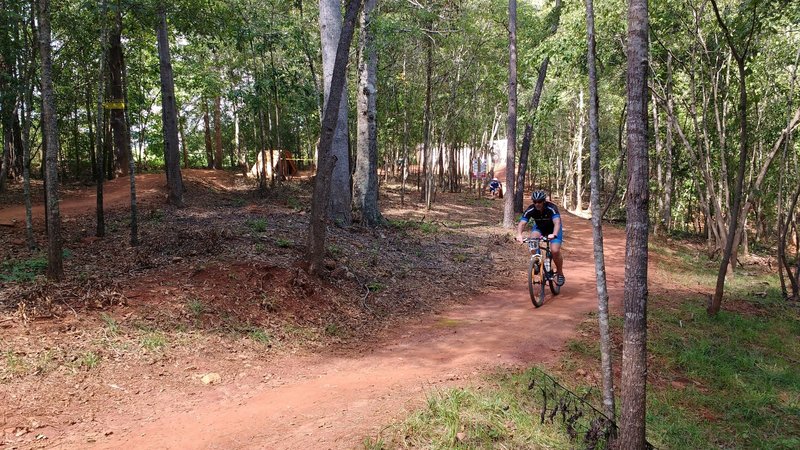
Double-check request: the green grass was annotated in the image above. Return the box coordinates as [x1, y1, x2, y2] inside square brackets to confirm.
[367, 282, 385, 292]
[100, 313, 119, 335]
[0, 256, 48, 282]
[246, 218, 268, 233]
[275, 238, 293, 248]
[140, 332, 166, 352]
[78, 351, 101, 370]
[367, 369, 577, 449]
[645, 296, 800, 449]
[186, 298, 205, 318]
[388, 219, 440, 234]
[248, 328, 272, 344]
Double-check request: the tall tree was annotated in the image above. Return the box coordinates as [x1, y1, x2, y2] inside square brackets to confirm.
[586, 0, 615, 423]
[94, 0, 110, 237]
[307, 0, 362, 274]
[620, 0, 650, 446]
[37, 0, 63, 280]
[156, 4, 184, 207]
[707, 0, 759, 315]
[319, 0, 352, 226]
[353, 0, 382, 227]
[503, 0, 518, 228]
[108, 1, 130, 177]
[214, 95, 223, 169]
[514, 0, 562, 213]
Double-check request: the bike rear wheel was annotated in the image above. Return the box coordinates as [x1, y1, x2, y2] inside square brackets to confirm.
[528, 257, 544, 308]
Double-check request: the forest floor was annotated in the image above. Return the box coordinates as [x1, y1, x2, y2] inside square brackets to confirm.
[0, 169, 659, 449]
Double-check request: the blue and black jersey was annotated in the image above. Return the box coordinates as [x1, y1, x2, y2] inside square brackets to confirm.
[520, 201, 560, 236]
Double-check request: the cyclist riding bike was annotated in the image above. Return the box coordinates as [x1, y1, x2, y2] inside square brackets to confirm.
[515, 190, 565, 286]
[488, 178, 502, 198]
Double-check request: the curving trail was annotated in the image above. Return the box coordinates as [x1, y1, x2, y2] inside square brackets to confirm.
[86, 210, 626, 450]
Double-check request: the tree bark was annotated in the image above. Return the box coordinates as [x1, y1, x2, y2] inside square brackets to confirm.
[503, 0, 518, 228]
[214, 95, 223, 169]
[353, 0, 382, 227]
[307, 0, 362, 275]
[95, 0, 110, 237]
[108, 5, 129, 177]
[203, 98, 214, 168]
[37, 0, 63, 280]
[620, 0, 649, 446]
[156, 5, 184, 207]
[709, 0, 757, 315]
[586, 0, 615, 424]
[319, 0, 352, 226]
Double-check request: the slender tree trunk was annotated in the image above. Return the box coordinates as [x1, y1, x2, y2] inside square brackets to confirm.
[620, 0, 649, 446]
[503, 0, 518, 228]
[353, 0, 382, 226]
[214, 95, 223, 169]
[319, 0, 352, 226]
[516, 57, 549, 212]
[422, 30, 433, 209]
[575, 89, 585, 212]
[307, 0, 362, 275]
[94, 0, 110, 237]
[203, 98, 213, 168]
[108, 6, 129, 177]
[709, 0, 755, 315]
[179, 112, 188, 168]
[156, 6, 184, 207]
[37, 0, 63, 280]
[121, 40, 138, 246]
[586, 0, 615, 424]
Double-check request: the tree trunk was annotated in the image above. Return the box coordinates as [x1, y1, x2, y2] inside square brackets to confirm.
[214, 95, 223, 169]
[120, 40, 138, 246]
[575, 89, 585, 212]
[352, 0, 382, 227]
[307, 0, 362, 275]
[422, 30, 433, 209]
[203, 98, 213, 168]
[586, 0, 615, 424]
[156, 6, 184, 207]
[620, 0, 649, 446]
[319, 0, 352, 226]
[95, 0, 110, 237]
[503, 0, 518, 228]
[108, 6, 129, 177]
[516, 57, 549, 213]
[37, 0, 64, 280]
[709, 0, 756, 315]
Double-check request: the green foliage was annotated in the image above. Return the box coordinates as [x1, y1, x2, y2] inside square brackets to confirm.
[186, 298, 205, 318]
[367, 282, 384, 292]
[646, 298, 800, 449]
[100, 313, 119, 335]
[369, 369, 574, 448]
[140, 333, 166, 352]
[78, 351, 101, 370]
[248, 328, 272, 344]
[0, 256, 48, 282]
[275, 238, 293, 248]
[246, 218, 268, 233]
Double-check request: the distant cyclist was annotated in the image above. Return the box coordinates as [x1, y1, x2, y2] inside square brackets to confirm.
[515, 190, 565, 286]
[488, 178, 502, 198]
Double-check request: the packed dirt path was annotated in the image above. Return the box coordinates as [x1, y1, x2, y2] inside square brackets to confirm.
[54, 211, 624, 449]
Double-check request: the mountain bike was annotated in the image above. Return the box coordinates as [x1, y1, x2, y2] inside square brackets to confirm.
[524, 237, 560, 308]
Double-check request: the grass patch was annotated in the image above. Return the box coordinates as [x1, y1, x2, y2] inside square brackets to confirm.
[367, 281, 385, 292]
[100, 313, 119, 335]
[368, 369, 580, 448]
[388, 219, 440, 234]
[186, 298, 205, 318]
[140, 332, 166, 352]
[644, 296, 800, 449]
[0, 256, 48, 282]
[248, 328, 272, 344]
[246, 218, 268, 233]
[78, 351, 101, 370]
[275, 238, 293, 248]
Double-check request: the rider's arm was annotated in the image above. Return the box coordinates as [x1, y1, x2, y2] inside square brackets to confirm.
[516, 219, 527, 242]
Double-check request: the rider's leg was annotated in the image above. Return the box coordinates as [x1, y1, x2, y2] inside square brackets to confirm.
[550, 243, 563, 274]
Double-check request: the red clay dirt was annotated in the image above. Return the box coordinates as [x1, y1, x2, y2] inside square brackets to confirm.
[101, 220, 624, 449]
[0, 172, 626, 449]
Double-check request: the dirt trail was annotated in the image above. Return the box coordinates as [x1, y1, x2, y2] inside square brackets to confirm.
[0, 170, 237, 225]
[71, 211, 625, 449]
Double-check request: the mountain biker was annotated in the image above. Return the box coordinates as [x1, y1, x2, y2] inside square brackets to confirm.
[515, 190, 565, 286]
[488, 178, 502, 198]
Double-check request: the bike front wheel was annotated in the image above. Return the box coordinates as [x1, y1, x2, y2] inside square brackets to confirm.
[528, 257, 544, 308]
